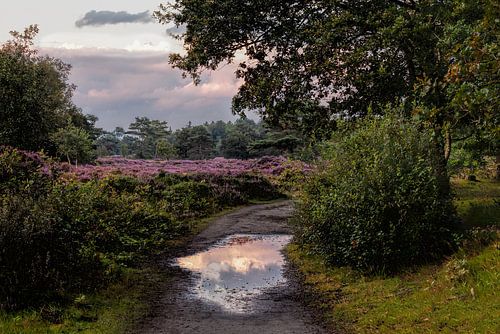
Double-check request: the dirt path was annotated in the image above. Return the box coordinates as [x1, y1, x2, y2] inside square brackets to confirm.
[133, 201, 327, 334]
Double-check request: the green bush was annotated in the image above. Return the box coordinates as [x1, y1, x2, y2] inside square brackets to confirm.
[193, 174, 282, 205]
[0, 149, 181, 309]
[51, 180, 185, 263]
[0, 147, 284, 309]
[0, 149, 106, 308]
[233, 174, 283, 201]
[152, 173, 283, 208]
[0, 147, 55, 196]
[296, 115, 459, 273]
[160, 180, 215, 219]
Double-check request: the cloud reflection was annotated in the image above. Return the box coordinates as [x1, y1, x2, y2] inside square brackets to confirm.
[176, 234, 292, 313]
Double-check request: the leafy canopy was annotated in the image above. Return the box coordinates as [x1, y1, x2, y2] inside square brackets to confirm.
[156, 0, 498, 140]
[0, 25, 100, 153]
[174, 125, 214, 159]
[126, 117, 171, 159]
[51, 124, 94, 165]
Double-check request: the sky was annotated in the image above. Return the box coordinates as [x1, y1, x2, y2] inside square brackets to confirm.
[0, 1, 250, 130]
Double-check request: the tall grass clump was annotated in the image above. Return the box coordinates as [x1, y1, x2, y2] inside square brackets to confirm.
[296, 114, 459, 273]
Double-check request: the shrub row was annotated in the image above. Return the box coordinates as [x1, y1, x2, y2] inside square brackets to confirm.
[0, 147, 283, 309]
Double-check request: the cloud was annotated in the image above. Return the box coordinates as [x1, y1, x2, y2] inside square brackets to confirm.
[41, 47, 257, 131]
[165, 25, 186, 36]
[39, 31, 183, 53]
[75, 10, 154, 28]
[124, 40, 173, 52]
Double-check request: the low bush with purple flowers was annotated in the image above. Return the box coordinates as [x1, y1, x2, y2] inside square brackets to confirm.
[0, 146, 309, 309]
[65, 155, 311, 181]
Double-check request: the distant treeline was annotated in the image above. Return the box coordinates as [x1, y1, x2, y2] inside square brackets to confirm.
[95, 117, 308, 160]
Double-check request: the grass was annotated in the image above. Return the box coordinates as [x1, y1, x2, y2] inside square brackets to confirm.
[288, 178, 500, 333]
[0, 203, 255, 334]
[0, 268, 165, 334]
[452, 178, 500, 228]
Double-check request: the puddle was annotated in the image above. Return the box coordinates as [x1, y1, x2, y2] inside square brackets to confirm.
[175, 234, 292, 314]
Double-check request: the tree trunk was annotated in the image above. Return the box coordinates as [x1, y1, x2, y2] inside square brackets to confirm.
[444, 128, 452, 162]
[496, 154, 500, 180]
[434, 126, 452, 198]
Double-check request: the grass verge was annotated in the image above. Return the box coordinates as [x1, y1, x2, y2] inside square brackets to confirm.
[288, 178, 499, 333]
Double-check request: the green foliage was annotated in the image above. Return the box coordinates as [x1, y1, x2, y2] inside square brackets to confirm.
[95, 129, 122, 157]
[50, 180, 184, 265]
[220, 130, 251, 159]
[156, 139, 177, 159]
[126, 117, 171, 159]
[0, 146, 283, 310]
[160, 181, 215, 220]
[156, 0, 498, 171]
[0, 149, 104, 308]
[443, 0, 499, 143]
[273, 161, 309, 194]
[296, 114, 458, 273]
[447, 133, 498, 178]
[0, 147, 54, 195]
[95, 117, 310, 160]
[249, 134, 301, 157]
[207, 173, 281, 203]
[152, 173, 282, 208]
[0, 26, 71, 151]
[152, 1, 433, 131]
[174, 125, 214, 159]
[51, 125, 94, 165]
[0, 26, 99, 154]
[288, 178, 499, 334]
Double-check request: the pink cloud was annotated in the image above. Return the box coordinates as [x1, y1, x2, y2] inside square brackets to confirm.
[40, 47, 253, 129]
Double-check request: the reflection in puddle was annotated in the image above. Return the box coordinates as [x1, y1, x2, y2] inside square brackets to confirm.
[175, 234, 292, 313]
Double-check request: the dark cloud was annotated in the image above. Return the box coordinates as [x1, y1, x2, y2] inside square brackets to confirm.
[75, 10, 154, 28]
[42, 48, 257, 130]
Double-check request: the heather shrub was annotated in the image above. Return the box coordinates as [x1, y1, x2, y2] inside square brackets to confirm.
[296, 115, 459, 273]
[234, 174, 282, 201]
[193, 174, 282, 205]
[0, 147, 54, 195]
[0, 148, 106, 308]
[0, 146, 285, 309]
[160, 180, 215, 219]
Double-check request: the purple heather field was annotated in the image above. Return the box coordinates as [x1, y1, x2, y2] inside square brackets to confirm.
[67, 156, 311, 181]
